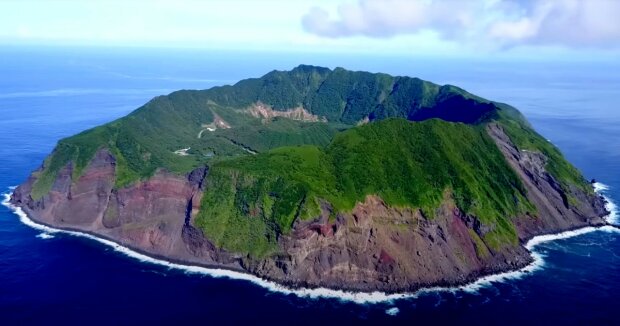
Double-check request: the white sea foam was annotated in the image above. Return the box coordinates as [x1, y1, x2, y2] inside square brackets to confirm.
[385, 307, 400, 316]
[593, 182, 609, 192]
[2, 183, 619, 304]
[594, 182, 618, 224]
[607, 201, 618, 224]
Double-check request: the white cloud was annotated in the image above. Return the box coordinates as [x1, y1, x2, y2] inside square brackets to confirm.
[2, 0, 618, 57]
[0, 0, 317, 50]
[302, 0, 476, 38]
[302, 0, 620, 48]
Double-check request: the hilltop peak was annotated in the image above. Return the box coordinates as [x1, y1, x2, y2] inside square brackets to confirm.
[290, 64, 332, 74]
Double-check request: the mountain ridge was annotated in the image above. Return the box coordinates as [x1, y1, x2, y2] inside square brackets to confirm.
[27, 64, 513, 199]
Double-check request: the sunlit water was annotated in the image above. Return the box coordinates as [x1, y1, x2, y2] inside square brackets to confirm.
[0, 46, 619, 324]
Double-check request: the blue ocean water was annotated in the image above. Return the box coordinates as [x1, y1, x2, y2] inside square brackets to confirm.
[0, 46, 619, 324]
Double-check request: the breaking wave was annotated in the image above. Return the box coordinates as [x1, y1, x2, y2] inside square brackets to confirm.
[36, 233, 55, 239]
[385, 307, 400, 316]
[2, 183, 618, 304]
[594, 182, 618, 224]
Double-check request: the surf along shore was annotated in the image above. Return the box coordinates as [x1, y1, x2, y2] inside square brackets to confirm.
[2, 183, 618, 304]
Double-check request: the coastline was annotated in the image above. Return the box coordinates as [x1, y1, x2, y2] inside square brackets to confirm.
[2, 184, 618, 304]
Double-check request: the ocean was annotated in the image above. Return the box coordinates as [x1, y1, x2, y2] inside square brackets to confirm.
[0, 46, 619, 325]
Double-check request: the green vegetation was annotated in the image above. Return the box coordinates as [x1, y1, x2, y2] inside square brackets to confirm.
[468, 229, 491, 259]
[30, 93, 343, 198]
[196, 119, 532, 256]
[32, 125, 117, 199]
[30, 65, 593, 256]
[31, 65, 492, 198]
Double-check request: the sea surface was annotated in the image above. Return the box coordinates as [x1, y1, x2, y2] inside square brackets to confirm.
[1, 46, 619, 325]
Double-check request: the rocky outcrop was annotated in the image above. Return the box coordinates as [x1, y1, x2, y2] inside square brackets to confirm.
[10, 126, 610, 292]
[486, 123, 608, 240]
[245, 103, 326, 123]
[13, 149, 116, 228]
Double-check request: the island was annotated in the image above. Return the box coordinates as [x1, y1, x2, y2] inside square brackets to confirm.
[10, 65, 609, 293]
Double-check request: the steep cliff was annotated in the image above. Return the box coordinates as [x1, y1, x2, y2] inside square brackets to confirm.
[10, 66, 610, 292]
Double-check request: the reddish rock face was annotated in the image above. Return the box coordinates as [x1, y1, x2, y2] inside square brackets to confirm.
[104, 172, 196, 254]
[378, 249, 395, 265]
[29, 149, 116, 228]
[11, 149, 235, 269]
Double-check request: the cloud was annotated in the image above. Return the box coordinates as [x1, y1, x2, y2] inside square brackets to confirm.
[302, 0, 476, 38]
[302, 0, 620, 48]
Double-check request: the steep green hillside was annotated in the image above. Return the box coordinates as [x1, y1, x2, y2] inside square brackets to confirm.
[196, 119, 534, 257]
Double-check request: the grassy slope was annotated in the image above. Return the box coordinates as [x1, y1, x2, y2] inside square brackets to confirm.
[31, 92, 342, 198]
[196, 119, 533, 257]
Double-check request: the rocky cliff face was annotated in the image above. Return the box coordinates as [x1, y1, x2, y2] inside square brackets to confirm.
[245, 195, 530, 292]
[487, 123, 608, 239]
[10, 149, 243, 271]
[10, 125, 609, 293]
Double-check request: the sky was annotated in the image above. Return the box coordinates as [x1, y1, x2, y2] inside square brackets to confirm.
[1, 0, 619, 60]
